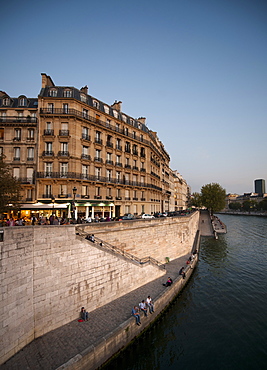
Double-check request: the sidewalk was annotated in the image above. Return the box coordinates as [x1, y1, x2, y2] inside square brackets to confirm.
[1, 253, 192, 370]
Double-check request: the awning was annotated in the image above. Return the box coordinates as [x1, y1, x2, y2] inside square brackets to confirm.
[20, 202, 69, 210]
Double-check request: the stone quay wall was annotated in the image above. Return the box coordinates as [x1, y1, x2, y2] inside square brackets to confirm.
[0, 211, 199, 365]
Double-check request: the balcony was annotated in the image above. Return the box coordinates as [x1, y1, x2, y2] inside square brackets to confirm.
[94, 138, 103, 145]
[106, 196, 113, 200]
[106, 160, 114, 165]
[116, 196, 122, 200]
[106, 141, 113, 148]
[140, 168, 146, 172]
[116, 145, 122, 151]
[141, 198, 146, 201]
[133, 166, 139, 171]
[58, 194, 69, 198]
[0, 116, 37, 124]
[81, 195, 90, 199]
[94, 195, 102, 199]
[58, 151, 70, 157]
[27, 157, 34, 161]
[13, 157, 20, 161]
[42, 151, 54, 157]
[81, 154, 91, 160]
[26, 137, 35, 142]
[133, 197, 138, 201]
[115, 162, 122, 167]
[59, 130, 69, 136]
[125, 147, 131, 153]
[125, 197, 131, 201]
[13, 137, 21, 142]
[140, 152, 146, 158]
[18, 177, 34, 184]
[94, 157, 103, 163]
[125, 164, 131, 169]
[42, 194, 53, 198]
[81, 134, 91, 141]
[132, 150, 138, 156]
[43, 129, 54, 136]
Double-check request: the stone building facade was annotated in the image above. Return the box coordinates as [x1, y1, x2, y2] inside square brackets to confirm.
[0, 74, 189, 219]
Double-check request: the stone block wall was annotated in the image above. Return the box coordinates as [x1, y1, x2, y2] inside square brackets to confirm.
[0, 211, 199, 365]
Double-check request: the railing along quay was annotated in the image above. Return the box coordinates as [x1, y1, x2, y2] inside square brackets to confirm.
[76, 229, 165, 270]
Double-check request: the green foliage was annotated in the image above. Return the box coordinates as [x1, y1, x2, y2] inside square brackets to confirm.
[200, 183, 226, 214]
[0, 156, 22, 215]
[191, 192, 202, 208]
[258, 198, 267, 211]
[229, 202, 242, 210]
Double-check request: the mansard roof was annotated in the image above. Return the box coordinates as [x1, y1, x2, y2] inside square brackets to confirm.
[0, 94, 37, 108]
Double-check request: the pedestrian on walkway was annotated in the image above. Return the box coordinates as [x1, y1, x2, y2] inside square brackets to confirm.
[146, 296, 154, 314]
[163, 277, 173, 287]
[132, 306, 141, 325]
[139, 300, 148, 317]
[179, 267, 186, 279]
[80, 307, 89, 321]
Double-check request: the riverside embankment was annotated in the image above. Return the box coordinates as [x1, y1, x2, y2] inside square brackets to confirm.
[1, 211, 204, 369]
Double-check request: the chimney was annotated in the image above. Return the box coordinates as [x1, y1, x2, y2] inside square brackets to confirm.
[111, 100, 122, 112]
[138, 117, 146, 125]
[80, 85, 88, 94]
[41, 73, 55, 88]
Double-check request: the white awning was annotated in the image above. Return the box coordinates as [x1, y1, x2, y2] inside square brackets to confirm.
[20, 202, 70, 210]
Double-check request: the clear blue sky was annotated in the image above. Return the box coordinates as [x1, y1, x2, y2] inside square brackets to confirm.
[1, 0, 266, 194]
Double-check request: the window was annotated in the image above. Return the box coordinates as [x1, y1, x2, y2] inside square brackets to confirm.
[133, 131, 136, 139]
[45, 142, 53, 153]
[95, 149, 101, 159]
[14, 128, 21, 141]
[48, 103, 54, 113]
[125, 189, 130, 199]
[125, 142, 131, 153]
[60, 163, 68, 176]
[60, 142, 68, 153]
[27, 188, 32, 200]
[124, 127, 128, 136]
[133, 174, 137, 185]
[0, 147, 3, 156]
[49, 89, 57, 97]
[82, 146, 89, 155]
[83, 109, 88, 119]
[80, 94, 87, 103]
[116, 171, 121, 182]
[95, 187, 101, 196]
[63, 89, 72, 97]
[116, 138, 121, 150]
[3, 98, 10, 106]
[46, 122, 52, 130]
[104, 105, 109, 114]
[63, 104, 68, 113]
[107, 188, 112, 196]
[140, 134, 143, 142]
[26, 168, 34, 183]
[82, 126, 90, 140]
[13, 167, 20, 178]
[107, 169, 112, 181]
[125, 205, 130, 214]
[95, 131, 101, 144]
[27, 128, 34, 140]
[117, 188, 121, 197]
[82, 185, 88, 196]
[0, 128, 4, 140]
[45, 184, 52, 197]
[93, 100, 99, 109]
[60, 122, 69, 136]
[82, 165, 89, 179]
[106, 152, 112, 162]
[14, 147, 20, 160]
[122, 114, 127, 122]
[45, 162, 53, 175]
[95, 167, 101, 180]
[116, 155, 121, 164]
[1, 113, 6, 122]
[27, 147, 34, 160]
[19, 97, 27, 106]
[115, 123, 120, 132]
[60, 184, 67, 196]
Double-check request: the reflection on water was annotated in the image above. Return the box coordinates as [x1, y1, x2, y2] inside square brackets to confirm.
[104, 215, 267, 370]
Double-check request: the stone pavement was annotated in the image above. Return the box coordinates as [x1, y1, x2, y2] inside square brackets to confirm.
[1, 253, 192, 370]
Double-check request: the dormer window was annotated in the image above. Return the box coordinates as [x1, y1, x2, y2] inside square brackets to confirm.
[3, 98, 10, 106]
[19, 97, 27, 106]
[93, 100, 99, 109]
[80, 94, 87, 103]
[49, 89, 57, 97]
[63, 89, 72, 98]
[104, 105, 109, 114]
[113, 110, 118, 119]
[122, 114, 127, 122]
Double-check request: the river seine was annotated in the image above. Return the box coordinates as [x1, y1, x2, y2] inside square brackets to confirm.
[104, 214, 267, 370]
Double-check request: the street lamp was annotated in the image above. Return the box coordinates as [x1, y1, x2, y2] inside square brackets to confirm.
[72, 187, 77, 221]
[51, 196, 55, 215]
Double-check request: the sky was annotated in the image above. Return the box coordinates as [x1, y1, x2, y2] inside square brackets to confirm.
[1, 0, 266, 194]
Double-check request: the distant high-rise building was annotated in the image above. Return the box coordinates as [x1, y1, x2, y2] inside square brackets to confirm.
[254, 179, 265, 196]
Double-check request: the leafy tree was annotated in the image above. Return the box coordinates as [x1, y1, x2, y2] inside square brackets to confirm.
[0, 156, 22, 216]
[200, 183, 226, 215]
[242, 200, 257, 211]
[258, 198, 267, 211]
[229, 202, 242, 210]
[190, 192, 203, 208]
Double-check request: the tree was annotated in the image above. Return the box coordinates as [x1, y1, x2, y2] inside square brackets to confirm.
[229, 202, 242, 210]
[200, 183, 226, 215]
[0, 156, 22, 216]
[190, 192, 203, 208]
